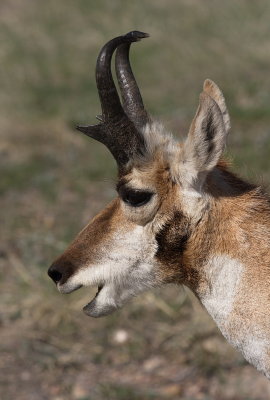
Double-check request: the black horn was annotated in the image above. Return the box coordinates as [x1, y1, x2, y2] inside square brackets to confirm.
[115, 32, 150, 129]
[77, 31, 149, 166]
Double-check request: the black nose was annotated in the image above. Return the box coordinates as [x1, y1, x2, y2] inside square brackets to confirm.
[48, 265, 63, 284]
[48, 260, 76, 285]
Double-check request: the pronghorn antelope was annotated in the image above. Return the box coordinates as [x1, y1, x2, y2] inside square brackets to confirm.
[48, 31, 270, 379]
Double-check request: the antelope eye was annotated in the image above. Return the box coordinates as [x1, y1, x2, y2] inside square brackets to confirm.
[119, 188, 153, 207]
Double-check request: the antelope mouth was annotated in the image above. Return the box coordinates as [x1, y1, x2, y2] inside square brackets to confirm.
[93, 284, 103, 300]
[83, 284, 117, 318]
[58, 278, 117, 318]
[82, 284, 103, 310]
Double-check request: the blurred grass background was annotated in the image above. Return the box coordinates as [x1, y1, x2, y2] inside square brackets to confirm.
[1, 0, 270, 399]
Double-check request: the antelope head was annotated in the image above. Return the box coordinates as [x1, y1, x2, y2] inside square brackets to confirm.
[48, 31, 230, 318]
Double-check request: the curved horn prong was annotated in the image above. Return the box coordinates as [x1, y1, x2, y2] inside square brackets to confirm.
[77, 31, 148, 166]
[96, 31, 147, 121]
[77, 120, 143, 166]
[115, 33, 150, 129]
[76, 124, 103, 140]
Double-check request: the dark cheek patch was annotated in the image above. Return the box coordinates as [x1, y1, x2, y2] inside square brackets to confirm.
[155, 212, 190, 282]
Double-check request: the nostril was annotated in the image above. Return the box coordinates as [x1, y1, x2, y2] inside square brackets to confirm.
[48, 267, 63, 284]
[48, 259, 76, 285]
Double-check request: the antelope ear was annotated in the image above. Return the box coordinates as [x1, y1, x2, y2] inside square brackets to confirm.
[203, 79, 230, 134]
[181, 85, 228, 189]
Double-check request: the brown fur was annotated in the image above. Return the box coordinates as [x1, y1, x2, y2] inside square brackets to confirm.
[49, 78, 270, 378]
[51, 149, 270, 297]
[51, 199, 123, 279]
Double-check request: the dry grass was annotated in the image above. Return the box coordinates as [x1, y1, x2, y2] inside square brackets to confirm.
[1, 0, 270, 399]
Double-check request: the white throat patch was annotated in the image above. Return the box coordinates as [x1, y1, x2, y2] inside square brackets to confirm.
[200, 255, 270, 379]
[200, 255, 244, 325]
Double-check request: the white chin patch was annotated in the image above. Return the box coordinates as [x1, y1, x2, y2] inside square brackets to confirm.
[58, 282, 120, 317]
[83, 296, 117, 317]
[83, 285, 120, 318]
[57, 282, 82, 294]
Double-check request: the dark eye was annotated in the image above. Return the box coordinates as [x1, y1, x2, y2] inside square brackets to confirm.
[119, 188, 153, 207]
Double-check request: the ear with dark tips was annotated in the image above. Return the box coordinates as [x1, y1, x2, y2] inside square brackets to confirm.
[203, 79, 230, 134]
[182, 91, 227, 186]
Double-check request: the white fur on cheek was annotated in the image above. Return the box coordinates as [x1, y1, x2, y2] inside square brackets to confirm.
[174, 184, 209, 222]
[61, 225, 158, 307]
